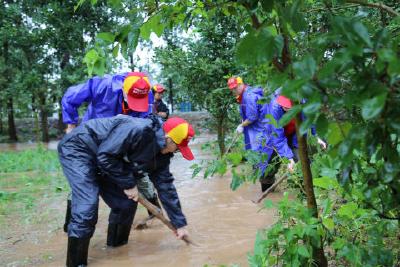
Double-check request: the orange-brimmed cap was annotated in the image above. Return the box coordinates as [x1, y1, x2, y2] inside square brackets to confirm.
[277, 95, 293, 109]
[123, 72, 151, 112]
[153, 84, 165, 93]
[163, 117, 195, 160]
[227, 76, 243, 90]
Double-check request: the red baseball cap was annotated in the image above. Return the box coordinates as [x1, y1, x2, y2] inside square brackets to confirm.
[277, 95, 293, 109]
[227, 76, 243, 90]
[153, 84, 165, 93]
[163, 117, 195, 160]
[123, 72, 151, 112]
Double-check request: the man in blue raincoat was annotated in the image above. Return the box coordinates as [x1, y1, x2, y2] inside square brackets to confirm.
[227, 76, 295, 192]
[61, 72, 160, 246]
[58, 115, 195, 266]
[274, 95, 327, 156]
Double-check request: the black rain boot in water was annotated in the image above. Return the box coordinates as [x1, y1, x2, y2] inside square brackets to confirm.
[106, 224, 132, 247]
[147, 195, 161, 217]
[63, 199, 72, 233]
[66, 237, 90, 267]
[261, 182, 274, 192]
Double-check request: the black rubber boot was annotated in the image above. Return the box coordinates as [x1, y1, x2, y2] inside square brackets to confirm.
[64, 199, 72, 233]
[147, 195, 161, 216]
[66, 237, 90, 267]
[106, 224, 132, 247]
[261, 182, 274, 192]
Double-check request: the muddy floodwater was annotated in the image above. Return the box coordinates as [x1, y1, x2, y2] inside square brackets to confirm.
[1, 135, 282, 266]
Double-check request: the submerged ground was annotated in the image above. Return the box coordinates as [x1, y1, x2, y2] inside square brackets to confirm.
[0, 134, 281, 267]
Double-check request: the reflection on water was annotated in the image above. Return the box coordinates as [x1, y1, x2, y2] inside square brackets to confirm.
[1, 136, 281, 267]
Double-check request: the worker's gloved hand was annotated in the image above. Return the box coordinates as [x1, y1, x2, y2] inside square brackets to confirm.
[65, 124, 76, 134]
[124, 186, 139, 201]
[236, 124, 244, 134]
[287, 158, 295, 173]
[176, 226, 189, 240]
[317, 137, 327, 150]
[157, 112, 168, 118]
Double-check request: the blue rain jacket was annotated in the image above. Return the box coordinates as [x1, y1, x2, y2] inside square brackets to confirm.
[58, 115, 187, 237]
[239, 87, 293, 175]
[61, 73, 154, 124]
[239, 86, 268, 151]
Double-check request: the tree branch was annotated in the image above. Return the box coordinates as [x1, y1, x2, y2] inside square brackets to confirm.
[346, 0, 399, 17]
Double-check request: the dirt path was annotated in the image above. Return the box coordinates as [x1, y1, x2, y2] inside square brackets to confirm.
[1, 135, 281, 266]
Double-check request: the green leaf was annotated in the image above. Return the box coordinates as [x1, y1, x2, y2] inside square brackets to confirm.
[83, 49, 100, 76]
[278, 105, 301, 127]
[190, 163, 202, 178]
[322, 218, 334, 231]
[282, 0, 307, 32]
[337, 202, 358, 218]
[297, 245, 310, 258]
[265, 114, 278, 128]
[315, 114, 329, 137]
[353, 21, 372, 47]
[261, 0, 274, 12]
[313, 176, 339, 190]
[107, 0, 122, 8]
[112, 44, 119, 57]
[230, 169, 244, 191]
[226, 152, 243, 166]
[361, 93, 387, 120]
[93, 58, 106, 76]
[303, 101, 320, 115]
[216, 160, 227, 175]
[97, 32, 115, 43]
[74, 0, 87, 11]
[326, 122, 352, 146]
[140, 14, 165, 40]
[236, 28, 283, 66]
[293, 54, 317, 80]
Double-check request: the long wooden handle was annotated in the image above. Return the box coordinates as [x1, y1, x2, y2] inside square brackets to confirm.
[224, 132, 240, 156]
[253, 175, 288, 204]
[137, 193, 198, 246]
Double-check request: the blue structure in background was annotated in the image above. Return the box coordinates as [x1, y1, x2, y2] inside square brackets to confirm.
[179, 102, 192, 112]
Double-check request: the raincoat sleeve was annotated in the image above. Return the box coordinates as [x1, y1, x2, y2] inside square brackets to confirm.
[96, 123, 142, 190]
[244, 93, 260, 123]
[150, 159, 187, 228]
[157, 100, 169, 117]
[61, 76, 104, 124]
[270, 103, 294, 159]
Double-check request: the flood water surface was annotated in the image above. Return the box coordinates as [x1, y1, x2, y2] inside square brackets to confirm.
[1, 140, 281, 267]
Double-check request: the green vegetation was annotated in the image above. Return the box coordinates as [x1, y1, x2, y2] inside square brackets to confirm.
[0, 147, 67, 224]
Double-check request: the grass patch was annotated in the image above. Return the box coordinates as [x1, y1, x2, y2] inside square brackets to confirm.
[0, 145, 60, 173]
[0, 147, 68, 224]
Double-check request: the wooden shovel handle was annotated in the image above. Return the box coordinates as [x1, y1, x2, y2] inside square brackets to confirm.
[253, 175, 288, 204]
[137, 193, 198, 246]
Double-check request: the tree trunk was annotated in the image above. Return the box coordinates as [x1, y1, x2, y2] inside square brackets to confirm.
[32, 95, 40, 142]
[57, 97, 64, 136]
[295, 113, 327, 267]
[39, 92, 49, 142]
[0, 102, 3, 133]
[168, 77, 174, 113]
[7, 97, 18, 142]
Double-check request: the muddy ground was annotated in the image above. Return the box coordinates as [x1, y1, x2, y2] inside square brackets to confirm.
[0, 134, 281, 267]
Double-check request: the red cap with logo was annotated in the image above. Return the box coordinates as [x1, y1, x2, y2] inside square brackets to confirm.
[227, 76, 243, 90]
[163, 117, 195, 160]
[123, 72, 151, 112]
[277, 95, 293, 109]
[153, 84, 165, 93]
